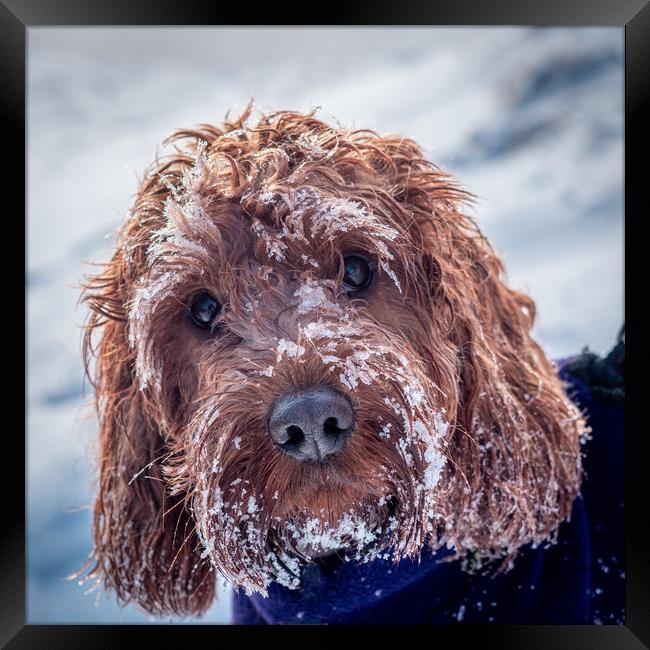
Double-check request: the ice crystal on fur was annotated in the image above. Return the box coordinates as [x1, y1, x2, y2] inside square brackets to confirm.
[380, 260, 403, 293]
[293, 278, 337, 314]
[312, 197, 398, 243]
[276, 338, 306, 361]
[284, 512, 380, 559]
[296, 132, 327, 158]
[301, 254, 320, 268]
[128, 270, 181, 391]
[252, 219, 287, 261]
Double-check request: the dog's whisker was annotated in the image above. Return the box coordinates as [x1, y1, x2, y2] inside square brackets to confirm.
[163, 497, 186, 521]
[128, 449, 175, 485]
[167, 525, 197, 575]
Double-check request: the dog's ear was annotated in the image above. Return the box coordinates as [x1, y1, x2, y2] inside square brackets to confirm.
[80, 205, 215, 618]
[420, 213, 587, 561]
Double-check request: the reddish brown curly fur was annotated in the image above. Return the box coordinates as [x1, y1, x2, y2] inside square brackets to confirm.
[79, 104, 588, 618]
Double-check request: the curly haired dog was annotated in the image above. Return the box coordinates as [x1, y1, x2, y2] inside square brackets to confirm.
[80, 105, 623, 624]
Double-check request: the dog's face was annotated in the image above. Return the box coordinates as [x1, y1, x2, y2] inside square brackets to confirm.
[82, 107, 588, 616]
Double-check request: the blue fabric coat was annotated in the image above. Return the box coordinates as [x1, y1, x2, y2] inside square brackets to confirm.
[232, 350, 625, 624]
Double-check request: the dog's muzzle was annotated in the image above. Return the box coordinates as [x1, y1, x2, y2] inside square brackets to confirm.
[267, 386, 354, 462]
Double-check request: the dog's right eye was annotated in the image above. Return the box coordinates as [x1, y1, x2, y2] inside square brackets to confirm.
[189, 292, 222, 329]
[342, 255, 373, 292]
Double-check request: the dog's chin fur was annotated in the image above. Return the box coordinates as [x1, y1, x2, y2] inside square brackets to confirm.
[79, 103, 589, 618]
[266, 476, 390, 562]
[269, 501, 387, 561]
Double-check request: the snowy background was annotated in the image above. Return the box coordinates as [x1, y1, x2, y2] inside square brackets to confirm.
[27, 27, 624, 624]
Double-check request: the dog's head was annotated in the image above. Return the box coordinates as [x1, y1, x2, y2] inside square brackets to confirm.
[81, 106, 588, 617]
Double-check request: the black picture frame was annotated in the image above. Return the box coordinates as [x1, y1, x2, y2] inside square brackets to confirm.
[6, 0, 645, 646]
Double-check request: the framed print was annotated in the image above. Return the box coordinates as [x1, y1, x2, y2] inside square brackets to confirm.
[5, 0, 646, 646]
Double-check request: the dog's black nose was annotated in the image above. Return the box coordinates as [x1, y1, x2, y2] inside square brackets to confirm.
[267, 386, 354, 462]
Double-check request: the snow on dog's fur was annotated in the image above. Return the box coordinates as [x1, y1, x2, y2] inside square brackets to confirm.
[80, 104, 589, 617]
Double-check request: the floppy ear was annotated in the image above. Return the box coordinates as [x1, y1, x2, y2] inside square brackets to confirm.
[425, 213, 588, 561]
[351, 133, 587, 560]
[80, 198, 215, 618]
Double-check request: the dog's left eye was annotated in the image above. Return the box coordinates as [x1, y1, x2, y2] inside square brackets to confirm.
[342, 255, 373, 292]
[189, 292, 222, 329]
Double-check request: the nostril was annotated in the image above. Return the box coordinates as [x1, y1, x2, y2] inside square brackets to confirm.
[323, 416, 346, 437]
[285, 425, 305, 447]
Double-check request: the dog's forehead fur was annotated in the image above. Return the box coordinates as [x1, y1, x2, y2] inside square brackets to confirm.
[81, 105, 589, 617]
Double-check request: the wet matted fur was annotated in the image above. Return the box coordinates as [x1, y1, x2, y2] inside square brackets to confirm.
[79, 104, 589, 617]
